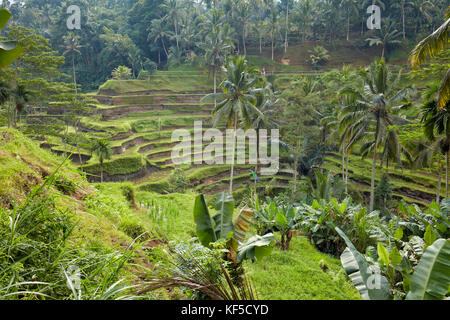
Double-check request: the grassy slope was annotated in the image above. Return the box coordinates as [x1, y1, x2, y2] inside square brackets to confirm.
[245, 236, 361, 300]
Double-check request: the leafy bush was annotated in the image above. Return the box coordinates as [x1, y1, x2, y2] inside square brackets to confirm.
[168, 168, 190, 193]
[297, 198, 379, 255]
[111, 66, 132, 80]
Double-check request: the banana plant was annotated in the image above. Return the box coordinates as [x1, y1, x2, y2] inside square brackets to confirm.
[406, 239, 450, 300]
[0, 9, 23, 69]
[336, 227, 392, 300]
[193, 192, 274, 263]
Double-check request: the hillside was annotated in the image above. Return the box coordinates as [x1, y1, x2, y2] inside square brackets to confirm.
[0, 128, 361, 300]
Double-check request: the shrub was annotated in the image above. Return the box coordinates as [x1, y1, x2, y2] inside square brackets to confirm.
[111, 66, 132, 80]
[168, 168, 190, 193]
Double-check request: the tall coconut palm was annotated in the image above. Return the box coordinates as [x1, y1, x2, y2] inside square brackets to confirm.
[62, 32, 82, 88]
[12, 83, 31, 128]
[91, 138, 112, 183]
[201, 56, 262, 193]
[200, 24, 233, 109]
[267, 8, 280, 61]
[366, 19, 402, 60]
[147, 18, 171, 62]
[340, 0, 358, 41]
[410, 9, 450, 110]
[0, 80, 11, 128]
[339, 59, 412, 211]
[421, 90, 450, 198]
[161, 0, 183, 50]
[251, 82, 283, 193]
[62, 32, 83, 95]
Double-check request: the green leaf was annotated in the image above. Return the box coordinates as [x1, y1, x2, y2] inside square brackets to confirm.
[336, 227, 391, 300]
[237, 233, 275, 263]
[424, 225, 437, 249]
[406, 239, 450, 300]
[394, 227, 403, 240]
[275, 212, 288, 226]
[377, 243, 390, 266]
[193, 194, 216, 247]
[212, 192, 235, 240]
[389, 247, 402, 265]
[0, 9, 23, 69]
[0, 44, 23, 69]
[0, 8, 12, 30]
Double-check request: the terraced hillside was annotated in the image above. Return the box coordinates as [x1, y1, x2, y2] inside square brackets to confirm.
[40, 69, 292, 199]
[324, 152, 442, 206]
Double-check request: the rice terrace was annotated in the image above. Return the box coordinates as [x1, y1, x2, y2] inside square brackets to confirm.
[0, 0, 449, 305]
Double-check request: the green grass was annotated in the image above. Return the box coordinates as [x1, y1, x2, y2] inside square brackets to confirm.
[245, 236, 362, 300]
[98, 74, 213, 95]
[83, 155, 146, 176]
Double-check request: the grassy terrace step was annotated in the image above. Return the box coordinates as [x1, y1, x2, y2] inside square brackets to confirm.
[80, 114, 213, 135]
[101, 107, 212, 121]
[93, 94, 208, 106]
[98, 76, 213, 95]
[83, 155, 146, 176]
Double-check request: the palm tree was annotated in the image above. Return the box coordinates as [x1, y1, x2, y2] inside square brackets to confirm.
[62, 32, 83, 95]
[148, 18, 171, 62]
[339, 59, 412, 211]
[201, 56, 262, 193]
[366, 19, 402, 60]
[421, 87, 450, 199]
[409, 0, 435, 33]
[234, 0, 251, 56]
[251, 82, 283, 193]
[340, 0, 358, 41]
[0, 80, 11, 128]
[12, 83, 31, 128]
[267, 8, 280, 61]
[91, 138, 112, 183]
[161, 0, 183, 49]
[410, 9, 449, 110]
[200, 24, 233, 109]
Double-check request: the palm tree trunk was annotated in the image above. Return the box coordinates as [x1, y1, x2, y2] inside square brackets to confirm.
[72, 55, 77, 95]
[370, 121, 381, 211]
[437, 162, 442, 204]
[402, 3, 406, 39]
[446, 151, 449, 198]
[101, 167, 103, 183]
[346, 8, 350, 41]
[229, 115, 238, 194]
[292, 140, 300, 201]
[342, 147, 345, 182]
[174, 21, 179, 49]
[162, 39, 169, 58]
[259, 33, 262, 54]
[271, 31, 274, 61]
[345, 151, 350, 193]
[242, 25, 247, 56]
[284, 3, 289, 53]
[213, 68, 217, 109]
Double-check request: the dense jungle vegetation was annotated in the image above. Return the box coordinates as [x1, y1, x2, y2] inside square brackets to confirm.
[0, 0, 449, 301]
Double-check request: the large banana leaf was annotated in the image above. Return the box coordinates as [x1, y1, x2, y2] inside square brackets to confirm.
[406, 239, 450, 300]
[336, 227, 391, 300]
[0, 9, 23, 69]
[237, 234, 275, 263]
[193, 194, 217, 247]
[212, 192, 235, 240]
[193, 192, 235, 247]
[233, 206, 254, 242]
